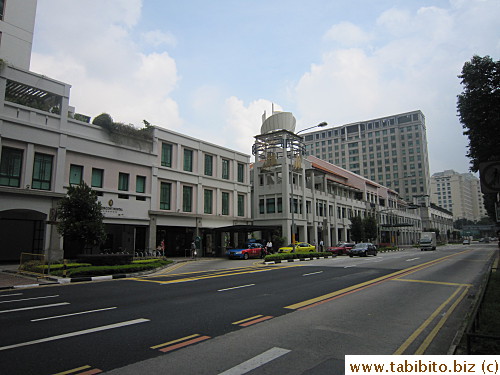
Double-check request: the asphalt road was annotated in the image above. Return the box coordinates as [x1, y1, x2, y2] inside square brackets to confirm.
[0, 244, 496, 375]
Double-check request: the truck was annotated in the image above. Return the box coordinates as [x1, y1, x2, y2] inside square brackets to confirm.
[420, 232, 437, 251]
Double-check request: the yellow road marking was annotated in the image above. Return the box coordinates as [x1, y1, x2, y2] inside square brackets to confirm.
[393, 286, 464, 355]
[131, 264, 301, 285]
[414, 286, 469, 354]
[151, 334, 200, 349]
[394, 279, 472, 287]
[285, 250, 471, 310]
[52, 365, 91, 375]
[232, 315, 263, 325]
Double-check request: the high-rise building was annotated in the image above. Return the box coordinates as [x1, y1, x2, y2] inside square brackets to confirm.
[430, 170, 486, 222]
[0, 0, 37, 70]
[302, 110, 431, 203]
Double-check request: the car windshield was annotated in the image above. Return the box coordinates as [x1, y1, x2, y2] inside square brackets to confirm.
[353, 243, 368, 249]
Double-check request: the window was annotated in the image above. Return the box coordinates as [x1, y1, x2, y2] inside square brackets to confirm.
[222, 159, 230, 180]
[259, 199, 265, 214]
[222, 192, 229, 215]
[118, 173, 129, 191]
[32, 153, 53, 190]
[237, 194, 244, 216]
[161, 143, 172, 167]
[136, 175, 146, 193]
[91, 168, 103, 188]
[204, 154, 213, 176]
[183, 186, 192, 212]
[237, 163, 244, 183]
[0, 0, 4, 19]
[0, 147, 23, 187]
[160, 182, 171, 210]
[266, 198, 275, 213]
[183, 149, 193, 172]
[204, 189, 213, 214]
[69, 164, 83, 185]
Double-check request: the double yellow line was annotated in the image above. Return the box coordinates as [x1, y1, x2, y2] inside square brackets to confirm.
[285, 250, 471, 310]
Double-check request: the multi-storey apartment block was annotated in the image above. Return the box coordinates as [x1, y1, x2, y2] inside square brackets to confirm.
[252, 111, 422, 247]
[431, 170, 486, 222]
[302, 110, 431, 203]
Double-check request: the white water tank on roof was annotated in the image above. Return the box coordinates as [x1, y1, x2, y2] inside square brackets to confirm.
[260, 112, 296, 134]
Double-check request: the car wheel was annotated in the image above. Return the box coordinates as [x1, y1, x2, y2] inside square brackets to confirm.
[364, 251, 368, 257]
[349, 254, 353, 257]
[374, 251, 377, 256]
[244, 253, 249, 260]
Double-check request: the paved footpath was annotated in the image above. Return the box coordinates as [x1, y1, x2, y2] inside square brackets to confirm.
[0, 264, 55, 289]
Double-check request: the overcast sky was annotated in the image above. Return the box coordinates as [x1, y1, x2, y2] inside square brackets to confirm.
[31, 0, 499, 175]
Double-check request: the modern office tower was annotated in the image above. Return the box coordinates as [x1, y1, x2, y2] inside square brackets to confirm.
[0, 0, 38, 69]
[431, 170, 487, 222]
[302, 110, 431, 203]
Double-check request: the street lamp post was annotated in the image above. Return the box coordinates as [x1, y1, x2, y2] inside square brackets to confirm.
[289, 121, 327, 252]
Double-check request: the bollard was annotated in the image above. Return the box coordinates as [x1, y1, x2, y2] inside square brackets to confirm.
[63, 259, 68, 278]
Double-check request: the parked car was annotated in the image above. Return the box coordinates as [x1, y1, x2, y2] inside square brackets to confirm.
[462, 239, 471, 245]
[226, 243, 265, 259]
[326, 242, 355, 255]
[278, 242, 316, 253]
[348, 243, 378, 257]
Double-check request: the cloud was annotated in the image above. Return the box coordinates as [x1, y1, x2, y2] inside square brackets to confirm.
[141, 30, 177, 48]
[294, 0, 500, 173]
[31, 0, 182, 129]
[323, 22, 372, 46]
[223, 97, 283, 155]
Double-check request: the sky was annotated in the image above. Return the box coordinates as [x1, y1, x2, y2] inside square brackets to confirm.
[31, 0, 500, 175]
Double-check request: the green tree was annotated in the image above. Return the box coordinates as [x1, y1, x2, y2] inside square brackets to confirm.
[363, 215, 378, 242]
[349, 215, 365, 242]
[457, 55, 500, 222]
[458, 55, 500, 172]
[57, 182, 106, 254]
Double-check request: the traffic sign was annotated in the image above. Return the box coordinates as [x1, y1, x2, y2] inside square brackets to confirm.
[479, 161, 500, 193]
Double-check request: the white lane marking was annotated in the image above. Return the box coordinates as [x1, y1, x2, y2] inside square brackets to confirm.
[218, 347, 291, 375]
[0, 318, 150, 351]
[0, 295, 59, 304]
[406, 257, 420, 262]
[31, 307, 117, 322]
[344, 265, 357, 268]
[0, 293, 23, 298]
[218, 284, 255, 292]
[303, 271, 323, 276]
[0, 303, 70, 314]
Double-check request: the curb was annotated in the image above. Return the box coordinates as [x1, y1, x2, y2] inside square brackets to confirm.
[264, 255, 335, 265]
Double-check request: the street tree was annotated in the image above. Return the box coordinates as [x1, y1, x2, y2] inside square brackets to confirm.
[57, 182, 106, 254]
[363, 215, 378, 242]
[457, 55, 500, 222]
[349, 215, 365, 242]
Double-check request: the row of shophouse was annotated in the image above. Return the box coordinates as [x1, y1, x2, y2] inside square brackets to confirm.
[0, 1, 454, 262]
[0, 63, 453, 261]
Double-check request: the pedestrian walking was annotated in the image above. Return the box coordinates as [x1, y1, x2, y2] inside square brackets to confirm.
[266, 240, 273, 254]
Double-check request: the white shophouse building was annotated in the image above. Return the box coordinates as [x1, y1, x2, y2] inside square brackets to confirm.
[252, 111, 422, 248]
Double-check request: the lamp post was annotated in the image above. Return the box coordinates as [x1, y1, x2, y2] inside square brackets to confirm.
[289, 121, 327, 252]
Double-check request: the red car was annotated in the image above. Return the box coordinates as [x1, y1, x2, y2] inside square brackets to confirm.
[326, 242, 355, 255]
[226, 243, 265, 259]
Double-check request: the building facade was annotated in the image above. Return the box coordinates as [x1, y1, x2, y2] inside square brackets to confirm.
[0, 64, 252, 261]
[430, 170, 486, 222]
[0, 0, 37, 70]
[302, 110, 431, 204]
[252, 111, 422, 248]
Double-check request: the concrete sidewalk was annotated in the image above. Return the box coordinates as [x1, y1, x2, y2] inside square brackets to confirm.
[0, 257, 204, 290]
[0, 264, 55, 290]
